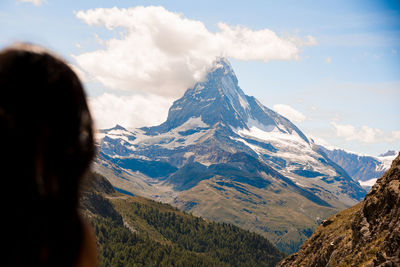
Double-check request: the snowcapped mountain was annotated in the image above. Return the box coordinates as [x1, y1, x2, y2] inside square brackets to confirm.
[94, 58, 366, 254]
[319, 147, 398, 188]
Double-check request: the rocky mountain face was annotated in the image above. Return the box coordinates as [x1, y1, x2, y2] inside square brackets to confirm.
[279, 153, 400, 267]
[94, 58, 366, 254]
[320, 147, 397, 189]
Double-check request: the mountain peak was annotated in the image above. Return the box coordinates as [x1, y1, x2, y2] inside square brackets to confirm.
[143, 57, 309, 144]
[211, 57, 234, 73]
[113, 124, 127, 131]
[379, 150, 397, 157]
[99, 124, 128, 133]
[143, 57, 249, 133]
[205, 57, 240, 97]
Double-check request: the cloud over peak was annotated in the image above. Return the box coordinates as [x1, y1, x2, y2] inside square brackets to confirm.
[89, 93, 173, 130]
[74, 6, 316, 98]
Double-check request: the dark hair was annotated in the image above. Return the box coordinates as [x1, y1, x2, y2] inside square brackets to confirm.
[0, 44, 95, 266]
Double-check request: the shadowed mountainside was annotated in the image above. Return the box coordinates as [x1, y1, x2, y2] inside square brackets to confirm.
[80, 172, 285, 267]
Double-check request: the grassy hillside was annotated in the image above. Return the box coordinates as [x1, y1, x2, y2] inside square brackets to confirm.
[172, 175, 337, 254]
[80, 172, 285, 266]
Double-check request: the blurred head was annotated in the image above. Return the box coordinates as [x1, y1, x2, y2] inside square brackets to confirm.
[0, 43, 95, 266]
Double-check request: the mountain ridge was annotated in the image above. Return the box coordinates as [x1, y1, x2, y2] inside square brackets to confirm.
[278, 152, 400, 266]
[95, 57, 366, 253]
[320, 146, 398, 189]
[142, 58, 309, 143]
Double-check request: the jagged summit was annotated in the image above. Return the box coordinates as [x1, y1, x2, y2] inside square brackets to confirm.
[142, 57, 246, 133]
[104, 124, 128, 132]
[143, 58, 308, 143]
[379, 150, 397, 157]
[209, 57, 237, 82]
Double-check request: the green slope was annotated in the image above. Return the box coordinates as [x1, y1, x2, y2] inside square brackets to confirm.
[80, 172, 285, 267]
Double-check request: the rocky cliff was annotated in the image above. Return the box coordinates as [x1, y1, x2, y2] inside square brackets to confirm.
[278, 153, 400, 266]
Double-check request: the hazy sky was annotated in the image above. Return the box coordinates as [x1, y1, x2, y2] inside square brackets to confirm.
[1, 0, 399, 156]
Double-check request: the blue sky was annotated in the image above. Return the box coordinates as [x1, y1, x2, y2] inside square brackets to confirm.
[1, 0, 399, 156]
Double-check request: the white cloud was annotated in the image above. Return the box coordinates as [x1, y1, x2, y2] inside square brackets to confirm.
[331, 122, 357, 139]
[19, 0, 45, 6]
[88, 93, 173, 129]
[331, 121, 400, 144]
[390, 130, 400, 141]
[272, 104, 306, 123]
[73, 6, 316, 98]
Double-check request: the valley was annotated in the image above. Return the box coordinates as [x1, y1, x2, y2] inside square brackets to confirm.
[81, 172, 285, 266]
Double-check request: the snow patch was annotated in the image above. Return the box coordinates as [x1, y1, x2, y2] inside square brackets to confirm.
[170, 106, 182, 111]
[108, 129, 131, 136]
[238, 94, 249, 110]
[176, 116, 209, 130]
[230, 136, 262, 152]
[123, 117, 211, 149]
[376, 153, 397, 171]
[237, 119, 307, 148]
[359, 178, 377, 187]
[295, 181, 307, 187]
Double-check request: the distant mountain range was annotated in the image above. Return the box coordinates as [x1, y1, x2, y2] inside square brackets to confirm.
[319, 147, 397, 189]
[279, 152, 400, 266]
[94, 58, 367, 254]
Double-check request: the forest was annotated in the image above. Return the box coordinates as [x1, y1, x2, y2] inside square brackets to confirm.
[81, 172, 285, 267]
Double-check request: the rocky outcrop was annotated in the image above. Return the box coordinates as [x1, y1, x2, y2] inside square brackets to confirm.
[278, 153, 400, 267]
